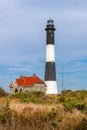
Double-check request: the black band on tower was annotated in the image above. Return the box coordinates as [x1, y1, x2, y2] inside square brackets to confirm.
[46, 31, 55, 45]
[44, 62, 56, 81]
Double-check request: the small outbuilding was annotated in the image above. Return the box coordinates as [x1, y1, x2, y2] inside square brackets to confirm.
[9, 74, 46, 94]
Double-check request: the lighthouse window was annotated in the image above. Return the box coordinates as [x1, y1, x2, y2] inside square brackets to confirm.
[49, 30, 51, 33]
[51, 34, 53, 37]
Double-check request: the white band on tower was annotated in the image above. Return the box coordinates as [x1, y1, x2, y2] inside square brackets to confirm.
[46, 45, 55, 62]
[45, 81, 58, 94]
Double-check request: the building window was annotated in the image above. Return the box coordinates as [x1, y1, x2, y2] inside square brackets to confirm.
[20, 88, 22, 92]
[15, 88, 18, 93]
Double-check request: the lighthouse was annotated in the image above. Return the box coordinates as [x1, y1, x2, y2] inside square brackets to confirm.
[44, 19, 58, 94]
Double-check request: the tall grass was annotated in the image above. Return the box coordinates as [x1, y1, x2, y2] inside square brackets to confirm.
[0, 90, 87, 130]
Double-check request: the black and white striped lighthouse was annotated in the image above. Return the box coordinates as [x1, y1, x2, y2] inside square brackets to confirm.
[44, 19, 58, 94]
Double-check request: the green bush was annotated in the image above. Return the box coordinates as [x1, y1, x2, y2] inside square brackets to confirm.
[62, 101, 86, 111]
[0, 99, 10, 124]
[0, 87, 8, 97]
[63, 102, 74, 111]
[52, 121, 57, 128]
[75, 102, 86, 110]
[10, 91, 45, 104]
[58, 91, 87, 111]
[48, 108, 57, 118]
[59, 97, 65, 102]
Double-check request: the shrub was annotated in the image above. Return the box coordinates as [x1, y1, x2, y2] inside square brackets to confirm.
[10, 92, 46, 104]
[59, 97, 65, 102]
[58, 92, 87, 111]
[0, 87, 8, 97]
[0, 99, 10, 124]
[75, 102, 86, 111]
[48, 108, 57, 118]
[52, 121, 57, 128]
[63, 102, 74, 111]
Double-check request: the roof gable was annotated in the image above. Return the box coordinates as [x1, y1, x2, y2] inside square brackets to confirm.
[9, 80, 18, 88]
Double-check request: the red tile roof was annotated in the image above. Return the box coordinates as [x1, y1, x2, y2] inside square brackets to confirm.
[10, 74, 45, 87]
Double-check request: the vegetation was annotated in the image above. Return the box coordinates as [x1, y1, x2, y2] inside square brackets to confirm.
[0, 87, 8, 97]
[58, 90, 87, 111]
[0, 90, 87, 129]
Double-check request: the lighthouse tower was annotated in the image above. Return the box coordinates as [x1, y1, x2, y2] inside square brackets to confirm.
[44, 19, 58, 94]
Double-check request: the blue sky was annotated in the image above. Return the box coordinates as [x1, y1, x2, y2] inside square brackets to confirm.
[0, 0, 87, 92]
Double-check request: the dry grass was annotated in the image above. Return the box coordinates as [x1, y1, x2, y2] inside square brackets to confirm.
[0, 97, 7, 111]
[0, 91, 87, 130]
[10, 102, 49, 114]
[59, 109, 84, 130]
[9, 101, 86, 130]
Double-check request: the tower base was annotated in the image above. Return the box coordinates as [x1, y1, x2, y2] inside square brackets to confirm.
[45, 81, 58, 94]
